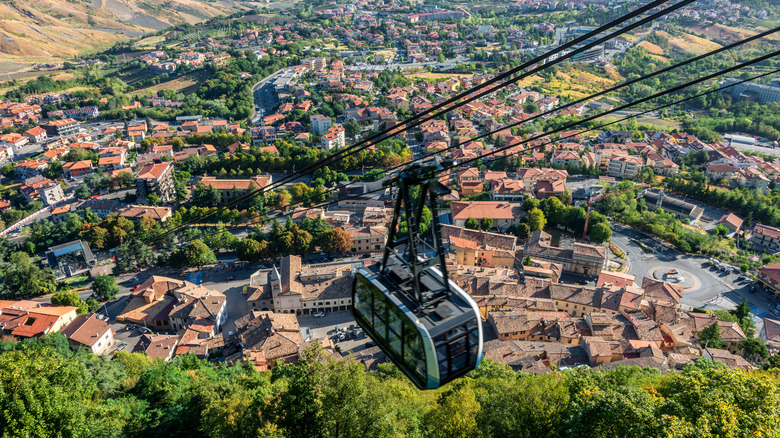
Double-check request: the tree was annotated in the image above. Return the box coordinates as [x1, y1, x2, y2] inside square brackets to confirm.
[464, 217, 479, 230]
[589, 222, 612, 244]
[343, 119, 361, 137]
[732, 299, 756, 337]
[763, 353, 780, 370]
[114, 239, 155, 272]
[237, 238, 267, 263]
[184, 240, 216, 269]
[147, 193, 161, 206]
[697, 322, 726, 349]
[174, 180, 188, 202]
[426, 381, 480, 438]
[51, 290, 88, 314]
[319, 228, 353, 254]
[739, 337, 768, 360]
[523, 197, 540, 211]
[480, 217, 493, 231]
[710, 223, 729, 237]
[0, 346, 128, 437]
[91, 275, 119, 302]
[363, 169, 385, 182]
[528, 208, 546, 232]
[75, 184, 91, 199]
[0, 252, 57, 299]
[192, 182, 221, 207]
[515, 223, 530, 239]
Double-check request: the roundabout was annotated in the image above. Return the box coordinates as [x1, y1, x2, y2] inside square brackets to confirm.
[649, 266, 701, 291]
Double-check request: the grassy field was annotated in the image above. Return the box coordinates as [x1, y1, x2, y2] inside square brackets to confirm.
[656, 30, 723, 55]
[133, 73, 202, 95]
[134, 35, 166, 49]
[539, 69, 624, 100]
[49, 72, 79, 82]
[373, 49, 397, 59]
[638, 40, 664, 55]
[595, 115, 682, 131]
[691, 23, 780, 43]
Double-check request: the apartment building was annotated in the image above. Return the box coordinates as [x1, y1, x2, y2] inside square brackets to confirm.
[42, 118, 80, 137]
[320, 125, 346, 151]
[751, 223, 780, 252]
[310, 114, 333, 135]
[136, 162, 175, 203]
[607, 155, 643, 178]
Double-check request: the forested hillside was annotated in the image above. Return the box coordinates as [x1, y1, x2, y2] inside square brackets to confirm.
[2, 334, 780, 438]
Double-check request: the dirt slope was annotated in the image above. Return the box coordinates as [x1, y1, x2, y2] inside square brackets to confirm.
[0, 0, 239, 67]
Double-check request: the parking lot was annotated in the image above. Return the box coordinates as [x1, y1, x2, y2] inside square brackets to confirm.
[106, 320, 147, 355]
[298, 310, 373, 354]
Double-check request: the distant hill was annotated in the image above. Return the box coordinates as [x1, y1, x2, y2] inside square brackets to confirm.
[0, 0, 243, 65]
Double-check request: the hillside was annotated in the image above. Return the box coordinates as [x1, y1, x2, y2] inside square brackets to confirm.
[0, 0, 246, 69]
[3, 335, 780, 438]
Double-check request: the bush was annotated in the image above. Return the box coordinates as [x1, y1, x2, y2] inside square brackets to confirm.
[609, 243, 626, 259]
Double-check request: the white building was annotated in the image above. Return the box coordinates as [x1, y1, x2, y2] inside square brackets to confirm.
[607, 155, 643, 178]
[40, 183, 66, 206]
[310, 114, 333, 135]
[60, 314, 114, 355]
[320, 125, 346, 151]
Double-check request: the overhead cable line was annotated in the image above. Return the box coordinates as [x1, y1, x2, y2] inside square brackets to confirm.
[387, 26, 780, 168]
[254, 0, 696, 194]
[174, 57, 780, 236]
[150, 0, 699, 238]
[146, 46, 780, 244]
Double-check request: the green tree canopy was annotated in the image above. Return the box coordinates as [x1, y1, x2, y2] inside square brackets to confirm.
[91, 275, 120, 302]
[528, 208, 546, 232]
[697, 322, 726, 349]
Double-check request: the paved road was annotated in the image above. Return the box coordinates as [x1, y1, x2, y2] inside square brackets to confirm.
[251, 70, 284, 124]
[723, 136, 780, 157]
[611, 225, 780, 327]
[298, 310, 371, 355]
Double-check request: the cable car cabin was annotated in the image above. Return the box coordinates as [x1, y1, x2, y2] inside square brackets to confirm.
[352, 255, 483, 390]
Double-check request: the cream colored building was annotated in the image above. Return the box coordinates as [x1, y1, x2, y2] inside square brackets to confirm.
[345, 226, 388, 254]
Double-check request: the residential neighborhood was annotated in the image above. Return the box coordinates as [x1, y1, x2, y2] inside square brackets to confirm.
[1, 0, 780, 434]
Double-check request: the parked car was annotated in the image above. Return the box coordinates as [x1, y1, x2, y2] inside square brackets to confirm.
[226, 276, 236, 281]
[314, 311, 326, 318]
[366, 341, 376, 348]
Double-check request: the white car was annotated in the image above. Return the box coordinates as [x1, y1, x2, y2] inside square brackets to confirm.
[314, 311, 326, 318]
